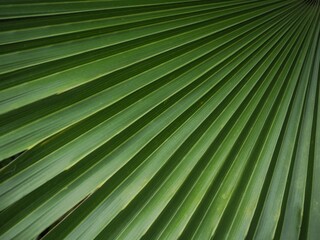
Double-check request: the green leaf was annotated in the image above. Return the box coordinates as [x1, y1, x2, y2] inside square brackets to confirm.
[0, 0, 319, 239]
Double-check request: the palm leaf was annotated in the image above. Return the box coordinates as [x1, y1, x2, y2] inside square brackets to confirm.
[0, 0, 319, 239]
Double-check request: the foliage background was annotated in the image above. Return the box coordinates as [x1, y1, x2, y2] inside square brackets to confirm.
[0, 0, 319, 239]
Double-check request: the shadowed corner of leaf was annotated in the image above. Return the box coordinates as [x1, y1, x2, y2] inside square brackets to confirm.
[36, 193, 92, 240]
[0, 151, 24, 171]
